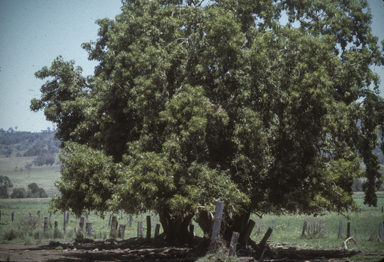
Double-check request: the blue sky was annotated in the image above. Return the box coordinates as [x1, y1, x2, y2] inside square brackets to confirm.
[0, 0, 383, 133]
[0, 0, 121, 132]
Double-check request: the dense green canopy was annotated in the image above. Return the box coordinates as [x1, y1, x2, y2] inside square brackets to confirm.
[32, 0, 384, 241]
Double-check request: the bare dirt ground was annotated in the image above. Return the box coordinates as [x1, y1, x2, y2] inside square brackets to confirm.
[0, 238, 383, 262]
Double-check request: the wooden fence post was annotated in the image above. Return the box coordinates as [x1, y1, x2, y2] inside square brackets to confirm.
[153, 212, 157, 232]
[64, 213, 66, 234]
[228, 232, 240, 257]
[189, 224, 194, 246]
[155, 224, 160, 238]
[37, 210, 40, 218]
[110, 216, 118, 238]
[210, 201, 224, 253]
[347, 222, 351, 238]
[79, 217, 85, 231]
[379, 222, 383, 241]
[86, 222, 92, 236]
[44, 217, 49, 232]
[137, 221, 143, 238]
[129, 215, 133, 227]
[211, 201, 224, 240]
[146, 215, 151, 240]
[118, 224, 126, 239]
[108, 214, 112, 226]
[338, 221, 343, 239]
[11, 213, 14, 222]
[64, 211, 68, 234]
[301, 221, 307, 237]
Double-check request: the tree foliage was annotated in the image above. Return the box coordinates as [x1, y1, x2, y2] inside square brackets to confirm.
[11, 188, 26, 199]
[26, 183, 48, 198]
[0, 176, 13, 199]
[10, 183, 48, 199]
[32, 0, 384, 241]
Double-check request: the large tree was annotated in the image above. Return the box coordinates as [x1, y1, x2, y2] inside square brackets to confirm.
[31, 0, 384, 242]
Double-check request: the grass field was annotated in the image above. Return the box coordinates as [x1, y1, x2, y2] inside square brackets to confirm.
[248, 192, 384, 252]
[1, 156, 384, 259]
[0, 198, 159, 245]
[0, 156, 61, 196]
[0, 194, 383, 253]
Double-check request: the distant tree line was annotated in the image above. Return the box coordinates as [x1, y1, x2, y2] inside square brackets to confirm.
[0, 127, 60, 166]
[11, 183, 48, 199]
[0, 128, 51, 145]
[0, 176, 47, 199]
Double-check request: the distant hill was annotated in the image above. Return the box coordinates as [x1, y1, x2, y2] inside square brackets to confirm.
[0, 128, 62, 197]
[0, 128, 60, 164]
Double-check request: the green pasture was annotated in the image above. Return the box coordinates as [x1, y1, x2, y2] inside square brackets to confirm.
[0, 156, 61, 196]
[250, 209, 384, 252]
[247, 192, 384, 252]
[0, 194, 383, 254]
[0, 198, 156, 244]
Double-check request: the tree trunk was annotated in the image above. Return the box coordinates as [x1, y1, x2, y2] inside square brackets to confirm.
[194, 210, 212, 238]
[232, 212, 251, 235]
[158, 211, 193, 243]
[194, 209, 252, 244]
[223, 212, 250, 242]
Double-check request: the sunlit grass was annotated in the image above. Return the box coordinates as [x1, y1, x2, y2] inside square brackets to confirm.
[0, 199, 163, 244]
[0, 194, 383, 253]
[248, 194, 384, 252]
[0, 156, 62, 196]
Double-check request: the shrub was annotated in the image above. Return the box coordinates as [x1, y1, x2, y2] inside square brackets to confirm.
[24, 236, 34, 245]
[31, 228, 53, 240]
[33, 230, 41, 240]
[10, 184, 48, 199]
[26, 183, 48, 198]
[38, 188, 48, 198]
[304, 218, 328, 239]
[19, 215, 41, 231]
[75, 231, 84, 241]
[53, 229, 64, 239]
[11, 188, 26, 198]
[3, 228, 19, 241]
